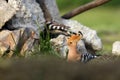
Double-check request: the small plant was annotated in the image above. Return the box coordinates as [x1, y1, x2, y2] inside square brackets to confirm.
[33, 21, 61, 58]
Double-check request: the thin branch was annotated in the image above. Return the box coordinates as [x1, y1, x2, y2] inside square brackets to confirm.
[62, 0, 111, 19]
[36, 0, 52, 22]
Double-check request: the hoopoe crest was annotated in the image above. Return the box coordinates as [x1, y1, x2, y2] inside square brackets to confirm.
[67, 31, 83, 46]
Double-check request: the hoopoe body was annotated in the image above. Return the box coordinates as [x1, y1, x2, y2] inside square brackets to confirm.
[66, 32, 97, 62]
[67, 32, 83, 62]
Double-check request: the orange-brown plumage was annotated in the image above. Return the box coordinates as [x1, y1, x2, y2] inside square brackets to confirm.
[67, 32, 83, 62]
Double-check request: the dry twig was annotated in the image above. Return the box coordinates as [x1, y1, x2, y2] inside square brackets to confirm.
[62, 0, 111, 19]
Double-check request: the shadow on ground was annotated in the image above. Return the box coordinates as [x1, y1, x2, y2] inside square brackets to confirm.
[0, 55, 120, 80]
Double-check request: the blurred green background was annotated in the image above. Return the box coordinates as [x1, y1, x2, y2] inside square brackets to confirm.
[56, 0, 120, 54]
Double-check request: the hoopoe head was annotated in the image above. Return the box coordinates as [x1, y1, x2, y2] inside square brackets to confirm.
[67, 31, 83, 47]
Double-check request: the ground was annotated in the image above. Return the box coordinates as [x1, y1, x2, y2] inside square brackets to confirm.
[0, 55, 120, 80]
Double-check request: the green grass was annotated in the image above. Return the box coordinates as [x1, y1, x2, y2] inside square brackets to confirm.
[59, 7, 120, 53]
[32, 26, 61, 58]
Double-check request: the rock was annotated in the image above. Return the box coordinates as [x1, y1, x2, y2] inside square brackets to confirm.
[0, 41, 10, 57]
[0, 28, 36, 57]
[50, 35, 68, 58]
[5, 0, 44, 30]
[5, 0, 61, 30]
[112, 41, 120, 55]
[0, 0, 16, 29]
[62, 19, 102, 51]
[77, 40, 89, 55]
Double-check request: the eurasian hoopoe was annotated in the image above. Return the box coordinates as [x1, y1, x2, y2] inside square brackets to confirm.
[45, 21, 97, 62]
[66, 31, 97, 63]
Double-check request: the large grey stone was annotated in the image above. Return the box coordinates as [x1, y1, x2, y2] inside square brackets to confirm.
[7, 0, 45, 30]
[62, 19, 103, 51]
[6, 0, 61, 30]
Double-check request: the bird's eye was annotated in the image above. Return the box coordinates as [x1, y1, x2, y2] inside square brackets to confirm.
[70, 42, 72, 44]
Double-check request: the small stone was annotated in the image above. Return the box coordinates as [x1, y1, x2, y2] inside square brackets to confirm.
[50, 35, 67, 58]
[112, 41, 120, 55]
